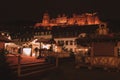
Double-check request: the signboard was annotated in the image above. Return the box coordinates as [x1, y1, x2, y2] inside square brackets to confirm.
[93, 42, 114, 56]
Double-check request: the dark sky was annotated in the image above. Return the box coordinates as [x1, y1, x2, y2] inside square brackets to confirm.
[0, 0, 120, 23]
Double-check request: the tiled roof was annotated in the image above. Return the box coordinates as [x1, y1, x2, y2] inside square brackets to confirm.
[0, 35, 12, 42]
[76, 35, 120, 43]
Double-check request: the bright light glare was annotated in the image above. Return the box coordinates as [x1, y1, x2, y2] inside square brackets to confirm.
[42, 44, 51, 49]
[23, 48, 31, 56]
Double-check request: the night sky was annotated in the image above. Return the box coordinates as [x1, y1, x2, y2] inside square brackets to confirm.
[0, 0, 120, 23]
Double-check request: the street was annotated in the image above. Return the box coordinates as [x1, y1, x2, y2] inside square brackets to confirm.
[38, 62, 120, 80]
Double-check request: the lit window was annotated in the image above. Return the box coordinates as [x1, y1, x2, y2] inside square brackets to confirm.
[1, 33, 4, 35]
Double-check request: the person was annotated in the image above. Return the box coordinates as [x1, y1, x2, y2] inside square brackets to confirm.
[34, 47, 39, 58]
[18, 47, 22, 54]
[70, 51, 75, 57]
[81, 53, 86, 63]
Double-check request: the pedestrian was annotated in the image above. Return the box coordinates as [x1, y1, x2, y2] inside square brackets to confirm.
[34, 47, 39, 58]
[18, 47, 22, 54]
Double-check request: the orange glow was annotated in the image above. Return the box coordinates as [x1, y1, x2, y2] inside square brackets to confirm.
[34, 12, 101, 29]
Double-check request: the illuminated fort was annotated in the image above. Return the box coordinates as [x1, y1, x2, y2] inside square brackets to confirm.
[35, 12, 102, 28]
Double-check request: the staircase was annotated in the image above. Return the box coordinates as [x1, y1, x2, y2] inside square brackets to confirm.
[10, 62, 56, 79]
